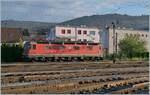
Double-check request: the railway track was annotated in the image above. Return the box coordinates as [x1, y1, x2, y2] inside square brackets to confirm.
[2, 61, 148, 73]
[2, 73, 148, 87]
[2, 67, 148, 84]
[1, 60, 146, 66]
[110, 82, 149, 94]
[67, 77, 149, 94]
[1, 62, 149, 94]
[2, 76, 149, 94]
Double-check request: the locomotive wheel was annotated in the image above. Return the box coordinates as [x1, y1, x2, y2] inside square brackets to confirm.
[77, 57, 84, 62]
[29, 56, 103, 62]
[71, 57, 78, 62]
[47, 57, 55, 62]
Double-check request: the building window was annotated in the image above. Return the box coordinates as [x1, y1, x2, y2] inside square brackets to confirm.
[78, 30, 81, 34]
[83, 30, 87, 34]
[146, 34, 148, 37]
[61, 29, 65, 34]
[67, 30, 71, 34]
[90, 31, 95, 35]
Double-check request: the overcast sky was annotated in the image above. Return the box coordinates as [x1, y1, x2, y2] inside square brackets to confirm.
[1, 0, 149, 22]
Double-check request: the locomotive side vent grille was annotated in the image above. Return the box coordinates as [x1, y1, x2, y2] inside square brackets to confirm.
[73, 46, 80, 50]
[87, 46, 93, 50]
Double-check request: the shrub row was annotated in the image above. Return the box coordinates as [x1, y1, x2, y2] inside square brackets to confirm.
[1, 43, 23, 62]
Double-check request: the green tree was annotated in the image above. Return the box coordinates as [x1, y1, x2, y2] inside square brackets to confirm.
[19, 38, 24, 48]
[23, 29, 30, 36]
[118, 35, 147, 59]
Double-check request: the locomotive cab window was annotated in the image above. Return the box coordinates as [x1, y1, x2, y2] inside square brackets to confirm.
[32, 44, 36, 50]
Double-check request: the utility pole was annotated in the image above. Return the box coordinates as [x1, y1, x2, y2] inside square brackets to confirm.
[115, 33, 118, 54]
[98, 30, 102, 44]
[112, 22, 116, 64]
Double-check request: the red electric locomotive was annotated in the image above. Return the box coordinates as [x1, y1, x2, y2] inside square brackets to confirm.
[23, 41, 103, 62]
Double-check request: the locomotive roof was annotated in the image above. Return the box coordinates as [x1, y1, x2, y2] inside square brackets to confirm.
[30, 41, 100, 45]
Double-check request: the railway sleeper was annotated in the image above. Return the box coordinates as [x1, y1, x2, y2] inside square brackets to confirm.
[71, 77, 148, 94]
[2, 77, 148, 94]
[2, 73, 148, 85]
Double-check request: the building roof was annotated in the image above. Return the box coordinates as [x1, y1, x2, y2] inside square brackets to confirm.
[108, 26, 149, 32]
[1, 28, 23, 43]
[55, 25, 100, 30]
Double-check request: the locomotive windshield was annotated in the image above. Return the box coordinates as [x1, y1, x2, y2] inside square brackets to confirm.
[24, 42, 31, 50]
[23, 42, 31, 55]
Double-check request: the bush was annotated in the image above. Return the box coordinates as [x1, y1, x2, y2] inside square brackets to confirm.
[118, 35, 147, 59]
[104, 54, 114, 60]
[1, 43, 23, 62]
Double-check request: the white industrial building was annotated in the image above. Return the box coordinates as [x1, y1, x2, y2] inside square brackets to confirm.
[102, 27, 149, 55]
[48, 25, 102, 43]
